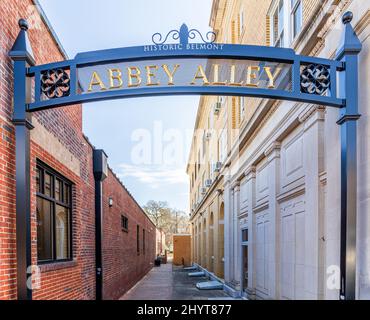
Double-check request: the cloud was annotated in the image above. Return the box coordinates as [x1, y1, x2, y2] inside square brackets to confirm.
[117, 163, 188, 189]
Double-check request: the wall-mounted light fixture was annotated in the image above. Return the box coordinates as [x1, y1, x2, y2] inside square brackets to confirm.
[108, 197, 113, 207]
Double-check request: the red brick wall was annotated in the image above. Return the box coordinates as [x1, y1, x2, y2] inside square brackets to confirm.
[0, 0, 96, 300]
[102, 169, 156, 300]
[29, 141, 96, 300]
[0, 0, 151, 300]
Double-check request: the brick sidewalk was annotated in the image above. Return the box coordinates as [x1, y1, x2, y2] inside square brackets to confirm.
[120, 263, 230, 300]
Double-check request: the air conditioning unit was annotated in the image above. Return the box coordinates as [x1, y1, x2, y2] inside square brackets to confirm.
[214, 162, 223, 173]
[205, 179, 213, 188]
[213, 102, 222, 115]
[201, 187, 207, 195]
[206, 131, 212, 140]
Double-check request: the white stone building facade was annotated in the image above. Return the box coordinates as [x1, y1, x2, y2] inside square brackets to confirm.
[189, 0, 370, 300]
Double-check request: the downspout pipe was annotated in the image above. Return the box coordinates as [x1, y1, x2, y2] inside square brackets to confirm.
[93, 149, 108, 300]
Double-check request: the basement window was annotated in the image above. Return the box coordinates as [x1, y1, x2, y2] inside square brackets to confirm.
[36, 161, 72, 264]
[121, 215, 128, 232]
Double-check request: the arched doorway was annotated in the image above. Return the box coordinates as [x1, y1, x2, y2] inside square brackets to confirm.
[218, 203, 225, 279]
[209, 212, 214, 273]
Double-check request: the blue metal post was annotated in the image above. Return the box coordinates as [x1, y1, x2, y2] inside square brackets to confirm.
[336, 12, 362, 300]
[93, 150, 108, 300]
[9, 19, 35, 300]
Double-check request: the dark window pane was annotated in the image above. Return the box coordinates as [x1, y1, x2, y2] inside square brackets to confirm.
[137, 225, 140, 254]
[55, 205, 70, 260]
[37, 197, 53, 261]
[243, 245, 248, 291]
[36, 162, 72, 264]
[36, 168, 41, 193]
[143, 229, 145, 254]
[55, 179, 62, 202]
[64, 184, 70, 205]
[242, 229, 248, 242]
[121, 216, 128, 231]
[44, 173, 52, 197]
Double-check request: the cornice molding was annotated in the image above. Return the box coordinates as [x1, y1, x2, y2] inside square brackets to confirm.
[244, 166, 256, 181]
[232, 183, 240, 192]
[298, 105, 326, 124]
[354, 10, 370, 36]
[264, 141, 281, 159]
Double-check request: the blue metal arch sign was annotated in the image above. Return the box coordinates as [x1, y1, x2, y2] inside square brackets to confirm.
[9, 13, 362, 301]
[26, 23, 343, 111]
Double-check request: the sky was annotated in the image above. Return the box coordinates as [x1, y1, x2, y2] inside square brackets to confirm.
[37, 0, 214, 212]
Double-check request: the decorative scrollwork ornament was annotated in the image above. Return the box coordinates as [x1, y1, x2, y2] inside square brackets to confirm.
[41, 69, 70, 99]
[301, 64, 330, 95]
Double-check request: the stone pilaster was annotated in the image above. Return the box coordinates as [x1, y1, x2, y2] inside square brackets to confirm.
[264, 141, 281, 299]
[245, 166, 257, 299]
[203, 211, 209, 269]
[232, 182, 241, 289]
[223, 172, 232, 282]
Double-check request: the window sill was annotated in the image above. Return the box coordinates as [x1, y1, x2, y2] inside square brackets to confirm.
[38, 260, 77, 273]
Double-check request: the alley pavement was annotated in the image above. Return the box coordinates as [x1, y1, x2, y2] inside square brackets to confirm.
[120, 262, 231, 300]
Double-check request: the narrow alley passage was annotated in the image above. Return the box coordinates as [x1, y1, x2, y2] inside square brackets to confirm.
[120, 262, 231, 300]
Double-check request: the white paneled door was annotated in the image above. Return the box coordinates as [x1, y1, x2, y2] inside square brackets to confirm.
[255, 210, 270, 297]
[280, 195, 306, 300]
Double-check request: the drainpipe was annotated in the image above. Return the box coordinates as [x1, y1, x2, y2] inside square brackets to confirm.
[93, 149, 108, 300]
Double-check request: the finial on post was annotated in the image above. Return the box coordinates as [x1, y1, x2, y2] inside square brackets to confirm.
[9, 18, 35, 66]
[18, 19, 29, 31]
[336, 11, 362, 61]
[342, 11, 353, 25]
[179, 23, 189, 45]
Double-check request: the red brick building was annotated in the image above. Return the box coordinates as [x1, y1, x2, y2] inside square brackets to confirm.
[102, 169, 156, 300]
[0, 0, 155, 300]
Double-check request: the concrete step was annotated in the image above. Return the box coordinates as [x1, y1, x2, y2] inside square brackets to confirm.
[196, 281, 224, 290]
[188, 271, 206, 277]
[208, 297, 238, 300]
[183, 266, 198, 271]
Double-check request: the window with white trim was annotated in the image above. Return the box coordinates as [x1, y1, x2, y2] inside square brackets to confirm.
[218, 96, 226, 105]
[210, 154, 214, 181]
[219, 128, 227, 162]
[291, 0, 302, 40]
[202, 131, 206, 158]
[239, 8, 245, 39]
[209, 109, 214, 130]
[239, 96, 246, 122]
[272, 0, 285, 47]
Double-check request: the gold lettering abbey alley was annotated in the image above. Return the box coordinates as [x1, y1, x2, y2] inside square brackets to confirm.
[86, 63, 282, 92]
